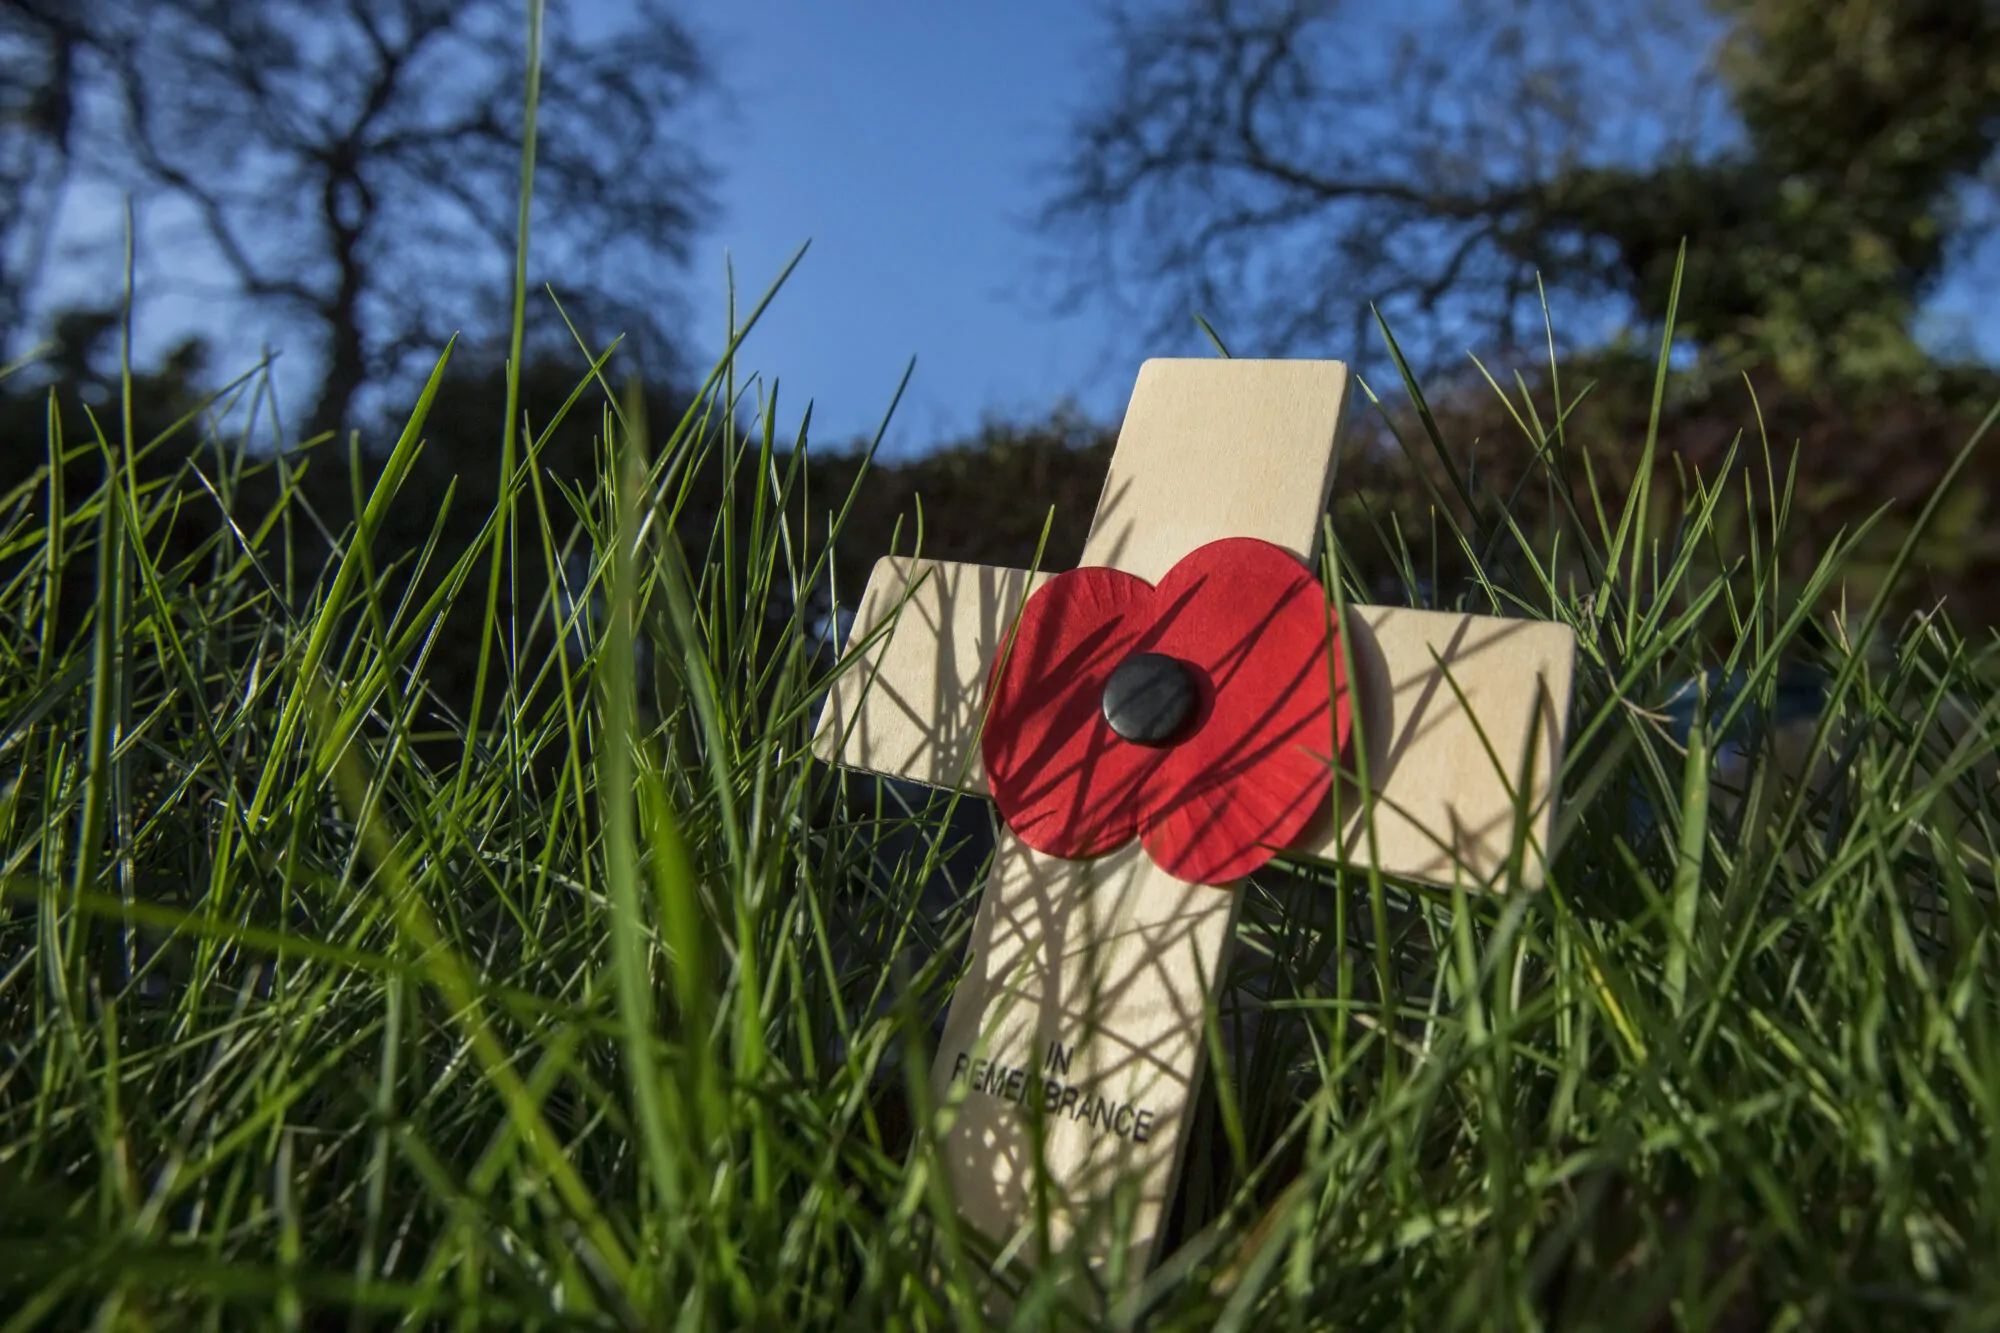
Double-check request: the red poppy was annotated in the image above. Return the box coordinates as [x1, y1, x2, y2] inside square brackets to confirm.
[981, 537, 1352, 885]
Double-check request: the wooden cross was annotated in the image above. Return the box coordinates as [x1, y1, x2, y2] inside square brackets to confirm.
[812, 359, 1576, 1274]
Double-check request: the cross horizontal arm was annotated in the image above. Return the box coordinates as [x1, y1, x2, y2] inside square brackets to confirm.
[811, 557, 1046, 796]
[1308, 607, 1576, 889]
[813, 557, 1576, 889]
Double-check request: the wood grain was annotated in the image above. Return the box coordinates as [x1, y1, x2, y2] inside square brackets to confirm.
[1297, 606, 1577, 889]
[1078, 358, 1351, 583]
[810, 558, 1046, 796]
[929, 834, 1237, 1268]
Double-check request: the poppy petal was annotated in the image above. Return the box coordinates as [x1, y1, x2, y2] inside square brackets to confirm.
[982, 565, 1162, 858]
[1135, 538, 1347, 884]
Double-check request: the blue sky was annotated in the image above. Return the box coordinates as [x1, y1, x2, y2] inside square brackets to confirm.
[679, 2, 1132, 457]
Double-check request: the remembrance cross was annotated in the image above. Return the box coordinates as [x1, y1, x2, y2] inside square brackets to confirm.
[813, 359, 1575, 1272]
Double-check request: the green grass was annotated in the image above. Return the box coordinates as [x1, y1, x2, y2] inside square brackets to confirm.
[5, 23, 2000, 1329]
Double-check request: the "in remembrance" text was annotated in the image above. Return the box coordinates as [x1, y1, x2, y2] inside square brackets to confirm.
[946, 1039, 1159, 1143]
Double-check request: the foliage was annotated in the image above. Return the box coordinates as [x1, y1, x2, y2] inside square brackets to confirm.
[1561, 0, 2000, 384]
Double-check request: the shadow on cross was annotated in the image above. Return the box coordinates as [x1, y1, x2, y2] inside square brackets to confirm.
[982, 549, 1346, 885]
[982, 561, 1564, 888]
[828, 560, 1043, 796]
[1296, 607, 1568, 883]
[819, 550, 1567, 970]
[932, 837, 1231, 1264]
[817, 545, 1568, 1262]
[921, 588, 1564, 1262]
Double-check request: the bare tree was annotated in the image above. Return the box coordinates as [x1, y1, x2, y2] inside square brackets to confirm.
[1041, 0, 1704, 367]
[0, 0, 97, 357]
[1048, 0, 1843, 376]
[64, 0, 715, 439]
[1045, 0, 2000, 382]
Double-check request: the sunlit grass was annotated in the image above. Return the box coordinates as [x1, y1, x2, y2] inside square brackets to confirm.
[3, 244, 1999, 1327]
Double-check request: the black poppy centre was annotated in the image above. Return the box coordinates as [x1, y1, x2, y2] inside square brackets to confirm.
[1101, 651, 1197, 745]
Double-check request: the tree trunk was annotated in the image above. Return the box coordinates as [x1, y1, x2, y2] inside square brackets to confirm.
[306, 315, 366, 445]
[303, 166, 369, 444]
